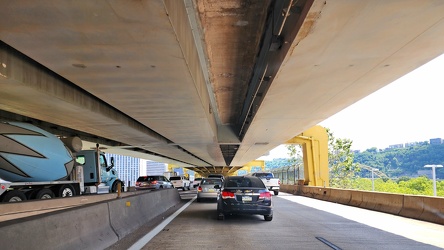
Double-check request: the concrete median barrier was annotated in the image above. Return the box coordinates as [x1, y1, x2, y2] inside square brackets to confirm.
[328, 188, 352, 205]
[359, 191, 403, 215]
[399, 195, 424, 220]
[419, 196, 444, 225]
[299, 186, 314, 197]
[0, 203, 118, 250]
[0, 189, 182, 249]
[348, 190, 363, 207]
[290, 184, 444, 226]
[281, 184, 297, 195]
[108, 188, 181, 239]
[312, 187, 330, 201]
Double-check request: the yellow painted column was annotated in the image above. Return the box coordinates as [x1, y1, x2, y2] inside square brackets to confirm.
[286, 125, 329, 187]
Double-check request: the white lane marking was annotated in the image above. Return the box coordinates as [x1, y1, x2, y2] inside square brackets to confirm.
[128, 196, 196, 250]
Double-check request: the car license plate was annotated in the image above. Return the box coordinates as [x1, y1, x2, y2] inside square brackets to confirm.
[208, 188, 215, 192]
[242, 196, 252, 202]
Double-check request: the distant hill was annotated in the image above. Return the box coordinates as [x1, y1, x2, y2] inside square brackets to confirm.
[354, 143, 444, 178]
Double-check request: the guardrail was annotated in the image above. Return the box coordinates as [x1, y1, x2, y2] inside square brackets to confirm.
[280, 184, 444, 225]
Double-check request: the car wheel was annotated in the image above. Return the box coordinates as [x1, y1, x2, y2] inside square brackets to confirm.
[197, 198, 201, 202]
[264, 214, 273, 221]
[274, 191, 279, 195]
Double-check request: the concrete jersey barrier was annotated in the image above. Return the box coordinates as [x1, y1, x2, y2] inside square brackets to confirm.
[0, 189, 182, 249]
[280, 184, 444, 226]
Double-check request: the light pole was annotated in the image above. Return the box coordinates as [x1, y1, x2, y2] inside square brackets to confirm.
[424, 165, 443, 196]
[371, 168, 378, 191]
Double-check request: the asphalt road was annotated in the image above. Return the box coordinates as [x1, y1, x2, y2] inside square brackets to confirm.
[107, 190, 444, 250]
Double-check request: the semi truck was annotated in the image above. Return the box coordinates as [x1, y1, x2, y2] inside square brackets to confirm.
[0, 121, 124, 202]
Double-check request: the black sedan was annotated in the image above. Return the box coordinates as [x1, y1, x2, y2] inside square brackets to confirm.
[216, 175, 273, 221]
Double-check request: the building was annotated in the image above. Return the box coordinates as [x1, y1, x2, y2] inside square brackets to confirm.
[105, 153, 143, 187]
[146, 161, 168, 175]
[104, 154, 171, 187]
[430, 138, 443, 145]
[388, 143, 404, 149]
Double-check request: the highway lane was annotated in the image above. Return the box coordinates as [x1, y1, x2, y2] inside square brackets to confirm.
[107, 191, 444, 250]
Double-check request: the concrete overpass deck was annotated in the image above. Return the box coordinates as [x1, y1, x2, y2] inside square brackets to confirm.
[1, 1, 444, 174]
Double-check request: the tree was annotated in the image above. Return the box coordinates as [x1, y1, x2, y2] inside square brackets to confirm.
[327, 128, 360, 188]
[286, 144, 303, 179]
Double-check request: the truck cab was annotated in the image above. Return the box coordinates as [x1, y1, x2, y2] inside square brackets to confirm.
[75, 150, 122, 193]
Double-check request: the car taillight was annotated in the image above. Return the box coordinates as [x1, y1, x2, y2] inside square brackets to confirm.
[150, 180, 158, 184]
[135, 182, 140, 186]
[221, 190, 235, 199]
[259, 191, 271, 199]
[278, 180, 281, 185]
[197, 186, 202, 192]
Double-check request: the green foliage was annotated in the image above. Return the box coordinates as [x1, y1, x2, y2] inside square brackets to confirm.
[327, 128, 360, 188]
[264, 158, 294, 170]
[269, 128, 444, 197]
[349, 177, 443, 197]
[286, 144, 303, 178]
[354, 143, 444, 178]
[286, 144, 301, 166]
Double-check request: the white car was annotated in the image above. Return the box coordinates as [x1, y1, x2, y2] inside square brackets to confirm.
[170, 176, 190, 190]
[192, 177, 202, 188]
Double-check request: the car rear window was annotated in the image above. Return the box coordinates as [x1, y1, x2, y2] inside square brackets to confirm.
[137, 176, 148, 181]
[201, 179, 221, 185]
[208, 174, 224, 179]
[225, 177, 265, 188]
[254, 173, 273, 178]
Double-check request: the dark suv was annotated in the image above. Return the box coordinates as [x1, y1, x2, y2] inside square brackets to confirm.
[135, 175, 173, 190]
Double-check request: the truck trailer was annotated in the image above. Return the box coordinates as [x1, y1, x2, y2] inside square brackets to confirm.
[0, 121, 124, 202]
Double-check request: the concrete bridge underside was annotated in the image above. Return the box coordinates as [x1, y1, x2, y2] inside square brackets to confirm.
[1, 0, 444, 175]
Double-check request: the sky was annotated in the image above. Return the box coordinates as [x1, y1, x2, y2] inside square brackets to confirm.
[260, 53, 444, 159]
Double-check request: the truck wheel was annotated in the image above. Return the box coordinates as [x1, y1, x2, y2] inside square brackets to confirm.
[112, 181, 124, 193]
[1, 190, 26, 202]
[35, 188, 55, 199]
[56, 184, 76, 197]
[274, 191, 279, 195]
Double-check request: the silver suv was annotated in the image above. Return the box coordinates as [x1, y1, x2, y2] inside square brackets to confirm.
[135, 175, 173, 190]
